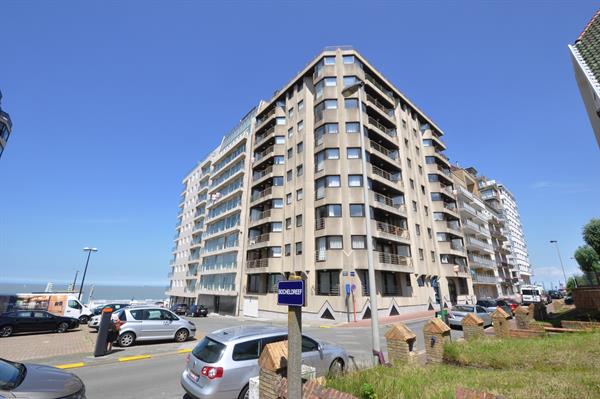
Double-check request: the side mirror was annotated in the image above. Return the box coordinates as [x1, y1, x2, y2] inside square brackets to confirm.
[317, 344, 323, 352]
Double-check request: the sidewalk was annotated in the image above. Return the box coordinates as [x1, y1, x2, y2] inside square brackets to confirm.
[337, 309, 435, 328]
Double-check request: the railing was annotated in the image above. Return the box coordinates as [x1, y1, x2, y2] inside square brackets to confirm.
[256, 107, 276, 127]
[373, 192, 405, 211]
[315, 250, 327, 262]
[251, 187, 273, 202]
[246, 258, 269, 269]
[471, 274, 498, 284]
[251, 209, 272, 222]
[367, 116, 397, 138]
[375, 221, 409, 239]
[468, 254, 496, 269]
[255, 126, 275, 145]
[254, 146, 274, 162]
[364, 72, 394, 100]
[439, 167, 452, 177]
[442, 185, 454, 196]
[317, 285, 340, 296]
[465, 237, 493, 251]
[443, 202, 458, 212]
[463, 218, 488, 234]
[369, 140, 398, 159]
[372, 165, 400, 182]
[186, 269, 198, 277]
[188, 253, 201, 261]
[376, 251, 411, 266]
[191, 237, 202, 245]
[193, 223, 203, 232]
[366, 93, 394, 118]
[315, 217, 325, 230]
[450, 241, 465, 251]
[248, 233, 270, 246]
[253, 165, 273, 181]
[436, 151, 449, 161]
[446, 221, 461, 232]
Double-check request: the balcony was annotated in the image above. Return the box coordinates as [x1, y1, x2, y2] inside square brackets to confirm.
[246, 258, 270, 270]
[372, 192, 406, 214]
[250, 187, 275, 203]
[366, 93, 395, 122]
[465, 236, 493, 252]
[375, 251, 411, 267]
[186, 269, 199, 278]
[254, 145, 276, 163]
[374, 220, 410, 240]
[446, 220, 462, 233]
[248, 233, 271, 247]
[459, 201, 487, 222]
[255, 125, 275, 146]
[252, 165, 275, 182]
[368, 140, 398, 160]
[462, 218, 490, 236]
[364, 72, 394, 101]
[450, 241, 465, 252]
[471, 273, 498, 285]
[255, 107, 277, 130]
[371, 165, 401, 183]
[468, 254, 496, 269]
[250, 209, 274, 224]
[367, 117, 397, 139]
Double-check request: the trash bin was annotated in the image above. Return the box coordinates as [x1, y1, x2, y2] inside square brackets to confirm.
[435, 309, 449, 320]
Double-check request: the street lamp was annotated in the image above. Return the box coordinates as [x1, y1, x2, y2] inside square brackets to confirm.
[549, 240, 573, 288]
[79, 247, 98, 300]
[342, 80, 382, 364]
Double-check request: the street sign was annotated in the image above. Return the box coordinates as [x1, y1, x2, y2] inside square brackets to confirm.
[345, 283, 351, 295]
[277, 280, 305, 307]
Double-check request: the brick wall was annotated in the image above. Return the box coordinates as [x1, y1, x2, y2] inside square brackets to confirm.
[561, 320, 600, 330]
[463, 324, 484, 340]
[387, 339, 415, 364]
[424, 332, 447, 363]
[508, 329, 546, 338]
[572, 287, 600, 311]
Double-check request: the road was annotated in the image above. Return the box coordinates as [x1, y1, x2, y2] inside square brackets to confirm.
[69, 315, 463, 399]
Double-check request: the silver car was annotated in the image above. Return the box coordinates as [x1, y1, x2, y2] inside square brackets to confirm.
[0, 358, 85, 398]
[448, 305, 492, 328]
[113, 307, 196, 347]
[181, 325, 348, 399]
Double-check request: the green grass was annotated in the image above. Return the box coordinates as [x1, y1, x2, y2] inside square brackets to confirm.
[327, 332, 600, 399]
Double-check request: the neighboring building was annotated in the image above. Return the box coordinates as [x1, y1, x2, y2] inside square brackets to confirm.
[242, 47, 473, 321]
[0, 91, 13, 159]
[569, 10, 600, 147]
[166, 108, 256, 314]
[452, 167, 500, 299]
[477, 177, 532, 288]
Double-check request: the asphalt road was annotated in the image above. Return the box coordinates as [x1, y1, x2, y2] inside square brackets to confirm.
[71, 315, 463, 399]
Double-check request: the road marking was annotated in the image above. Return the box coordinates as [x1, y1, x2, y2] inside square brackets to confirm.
[319, 325, 333, 328]
[118, 354, 152, 362]
[55, 362, 85, 369]
[177, 348, 192, 354]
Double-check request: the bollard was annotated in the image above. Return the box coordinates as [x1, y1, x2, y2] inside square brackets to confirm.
[94, 308, 113, 357]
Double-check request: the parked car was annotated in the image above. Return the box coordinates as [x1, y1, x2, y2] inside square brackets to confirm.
[0, 310, 79, 337]
[181, 325, 348, 399]
[0, 358, 86, 398]
[171, 303, 189, 315]
[186, 304, 209, 318]
[564, 294, 574, 305]
[113, 306, 196, 347]
[88, 303, 130, 331]
[448, 305, 492, 328]
[548, 290, 563, 299]
[521, 285, 544, 304]
[476, 299, 514, 317]
[502, 298, 520, 312]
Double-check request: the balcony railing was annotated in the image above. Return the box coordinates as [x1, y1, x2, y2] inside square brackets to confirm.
[446, 221, 461, 232]
[256, 107, 276, 127]
[371, 165, 401, 183]
[366, 93, 394, 118]
[443, 202, 458, 212]
[375, 221, 409, 239]
[315, 217, 326, 230]
[251, 209, 272, 222]
[246, 258, 269, 269]
[186, 269, 199, 277]
[248, 233, 270, 246]
[376, 251, 411, 266]
[468, 254, 496, 269]
[373, 192, 405, 211]
[254, 146, 274, 162]
[255, 126, 275, 145]
[250, 187, 273, 202]
[367, 117, 397, 139]
[364, 72, 394, 100]
[465, 237, 493, 252]
[450, 241, 465, 251]
[463, 218, 488, 234]
[253, 165, 273, 181]
[369, 140, 398, 160]
[471, 274, 498, 284]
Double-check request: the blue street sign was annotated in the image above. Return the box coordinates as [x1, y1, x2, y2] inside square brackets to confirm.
[350, 271, 355, 277]
[345, 283, 351, 295]
[277, 280, 305, 307]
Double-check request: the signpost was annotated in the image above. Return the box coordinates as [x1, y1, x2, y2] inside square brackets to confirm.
[277, 277, 305, 398]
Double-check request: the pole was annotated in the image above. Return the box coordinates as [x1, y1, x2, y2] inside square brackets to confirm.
[79, 250, 93, 300]
[71, 271, 79, 293]
[552, 241, 574, 288]
[287, 274, 302, 398]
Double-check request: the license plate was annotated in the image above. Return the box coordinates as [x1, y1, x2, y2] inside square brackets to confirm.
[187, 370, 199, 383]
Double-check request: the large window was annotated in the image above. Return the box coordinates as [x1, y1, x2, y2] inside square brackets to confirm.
[352, 235, 367, 249]
[348, 175, 363, 187]
[315, 148, 340, 171]
[315, 204, 342, 219]
[343, 75, 359, 87]
[347, 148, 361, 159]
[315, 176, 341, 199]
[346, 122, 360, 133]
[349, 204, 365, 217]
[382, 272, 401, 296]
[344, 98, 359, 109]
[317, 270, 340, 296]
[314, 100, 338, 121]
[315, 123, 339, 146]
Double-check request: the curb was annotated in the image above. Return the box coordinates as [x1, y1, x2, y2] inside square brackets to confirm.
[55, 362, 86, 369]
[118, 354, 152, 362]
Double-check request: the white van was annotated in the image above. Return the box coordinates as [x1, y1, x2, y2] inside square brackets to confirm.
[0, 293, 93, 323]
[520, 285, 543, 304]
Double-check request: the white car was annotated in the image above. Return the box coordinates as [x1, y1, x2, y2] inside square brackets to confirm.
[113, 307, 196, 347]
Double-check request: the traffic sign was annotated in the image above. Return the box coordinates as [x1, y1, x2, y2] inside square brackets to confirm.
[277, 280, 305, 307]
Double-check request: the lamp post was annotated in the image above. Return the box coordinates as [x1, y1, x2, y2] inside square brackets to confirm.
[79, 247, 98, 300]
[342, 80, 381, 364]
[549, 240, 573, 288]
[71, 270, 79, 292]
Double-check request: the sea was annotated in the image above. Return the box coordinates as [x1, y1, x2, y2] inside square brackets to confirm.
[0, 282, 166, 303]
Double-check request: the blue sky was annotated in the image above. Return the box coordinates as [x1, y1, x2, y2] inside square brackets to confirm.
[1, 1, 598, 289]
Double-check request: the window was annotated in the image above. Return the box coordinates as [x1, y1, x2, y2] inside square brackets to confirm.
[288, 108, 294, 118]
[421, 185, 426, 195]
[286, 193, 292, 204]
[273, 176, 284, 186]
[327, 175, 341, 186]
[298, 120, 304, 131]
[297, 142, 304, 153]
[296, 214, 303, 227]
[344, 98, 359, 109]
[295, 242, 303, 255]
[431, 251, 436, 262]
[347, 147, 361, 159]
[382, 272, 400, 296]
[298, 100, 304, 111]
[348, 175, 363, 187]
[343, 75, 358, 87]
[343, 55, 355, 64]
[418, 165, 423, 175]
[352, 235, 367, 249]
[346, 122, 360, 133]
[428, 227, 432, 239]
[407, 158, 412, 168]
[315, 175, 341, 199]
[286, 217, 292, 229]
[349, 204, 365, 217]
[416, 224, 421, 236]
[271, 221, 283, 232]
[271, 247, 282, 257]
[287, 148, 293, 159]
[276, 117, 286, 125]
[315, 204, 342, 218]
[302, 336, 320, 352]
[314, 100, 337, 121]
[274, 155, 284, 165]
[275, 136, 285, 144]
[412, 201, 417, 211]
[68, 300, 82, 309]
[288, 127, 294, 138]
[324, 77, 336, 86]
[324, 56, 336, 65]
[232, 339, 260, 361]
[285, 244, 291, 256]
[314, 123, 339, 146]
[317, 270, 340, 295]
[419, 248, 424, 260]
[296, 165, 303, 177]
[267, 274, 284, 293]
[424, 206, 429, 216]
[410, 179, 415, 189]
[287, 170, 293, 181]
[433, 212, 445, 221]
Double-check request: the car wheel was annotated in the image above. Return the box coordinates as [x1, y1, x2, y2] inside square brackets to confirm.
[237, 384, 249, 399]
[119, 332, 136, 347]
[328, 358, 345, 378]
[57, 322, 69, 333]
[0, 325, 13, 337]
[79, 315, 89, 324]
[175, 328, 189, 342]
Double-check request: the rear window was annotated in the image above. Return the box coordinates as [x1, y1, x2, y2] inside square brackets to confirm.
[192, 337, 226, 363]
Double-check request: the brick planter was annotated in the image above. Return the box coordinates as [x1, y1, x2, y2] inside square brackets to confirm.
[462, 312, 484, 340]
[384, 322, 417, 364]
[492, 307, 510, 338]
[514, 306, 530, 329]
[423, 318, 450, 363]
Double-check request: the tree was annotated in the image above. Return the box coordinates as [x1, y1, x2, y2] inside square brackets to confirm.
[583, 218, 600, 256]
[574, 245, 600, 286]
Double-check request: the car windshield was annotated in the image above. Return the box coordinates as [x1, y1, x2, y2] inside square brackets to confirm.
[0, 359, 24, 390]
[522, 289, 536, 296]
[93, 307, 104, 315]
[452, 306, 474, 312]
[192, 337, 226, 363]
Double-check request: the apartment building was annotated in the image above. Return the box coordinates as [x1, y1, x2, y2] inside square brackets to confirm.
[477, 177, 532, 288]
[167, 109, 256, 314]
[242, 47, 473, 321]
[0, 91, 13, 159]
[569, 10, 600, 147]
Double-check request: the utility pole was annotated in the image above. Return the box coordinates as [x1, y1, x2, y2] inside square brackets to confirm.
[79, 247, 98, 300]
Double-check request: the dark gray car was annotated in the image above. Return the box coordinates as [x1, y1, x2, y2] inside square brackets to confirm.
[0, 358, 85, 398]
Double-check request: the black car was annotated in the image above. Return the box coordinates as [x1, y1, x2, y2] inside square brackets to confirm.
[0, 310, 79, 337]
[564, 294, 574, 305]
[185, 304, 208, 317]
[548, 290, 563, 299]
[171, 303, 188, 315]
